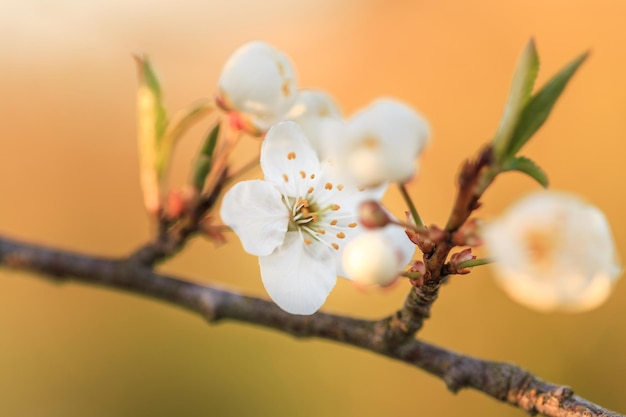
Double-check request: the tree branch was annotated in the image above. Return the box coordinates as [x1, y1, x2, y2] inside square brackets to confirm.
[0, 234, 621, 417]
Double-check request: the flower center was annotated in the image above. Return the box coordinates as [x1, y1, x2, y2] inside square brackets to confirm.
[283, 180, 356, 252]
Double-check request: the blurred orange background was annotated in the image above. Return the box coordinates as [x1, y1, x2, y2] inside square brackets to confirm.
[1, 1, 625, 416]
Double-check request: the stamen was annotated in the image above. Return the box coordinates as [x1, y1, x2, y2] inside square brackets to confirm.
[317, 228, 326, 235]
[310, 173, 316, 179]
[307, 187, 315, 194]
[300, 171, 306, 179]
[303, 238, 312, 245]
[331, 204, 340, 211]
[325, 182, 333, 190]
[330, 220, 338, 226]
[348, 223, 357, 228]
[337, 184, 344, 191]
[331, 243, 339, 250]
[287, 152, 296, 160]
[336, 232, 345, 239]
[282, 174, 289, 182]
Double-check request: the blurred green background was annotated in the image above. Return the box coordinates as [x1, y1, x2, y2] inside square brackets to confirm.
[1, 0, 625, 416]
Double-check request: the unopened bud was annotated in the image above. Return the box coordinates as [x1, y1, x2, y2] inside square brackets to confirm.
[359, 200, 391, 229]
[342, 231, 403, 286]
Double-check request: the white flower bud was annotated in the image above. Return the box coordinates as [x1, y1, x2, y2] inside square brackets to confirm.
[342, 230, 409, 286]
[339, 98, 430, 187]
[217, 41, 298, 131]
[483, 191, 622, 313]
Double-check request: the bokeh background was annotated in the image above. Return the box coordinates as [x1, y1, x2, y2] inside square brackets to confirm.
[1, 1, 625, 416]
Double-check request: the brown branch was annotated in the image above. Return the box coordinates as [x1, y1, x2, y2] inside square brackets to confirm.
[0, 234, 621, 417]
[383, 146, 496, 344]
[129, 169, 227, 267]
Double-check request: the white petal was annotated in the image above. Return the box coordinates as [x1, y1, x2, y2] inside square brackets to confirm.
[217, 41, 298, 130]
[283, 89, 343, 158]
[259, 232, 337, 315]
[220, 180, 288, 256]
[261, 121, 320, 196]
[382, 223, 416, 269]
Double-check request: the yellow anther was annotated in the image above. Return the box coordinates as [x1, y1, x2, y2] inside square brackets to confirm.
[331, 204, 340, 211]
[304, 238, 312, 245]
[282, 81, 291, 97]
[348, 223, 357, 228]
[331, 243, 339, 250]
[336, 232, 345, 239]
[317, 228, 326, 235]
[287, 152, 296, 160]
[282, 174, 289, 182]
[330, 220, 338, 226]
[300, 171, 306, 179]
[307, 187, 315, 194]
[325, 182, 333, 190]
[310, 173, 315, 179]
[337, 184, 344, 191]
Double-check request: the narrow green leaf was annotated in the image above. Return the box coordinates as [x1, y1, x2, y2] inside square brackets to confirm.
[192, 122, 221, 190]
[157, 99, 215, 175]
[493, 39, 540, 159]
[505, 51, 589, 158]
[502, 156, 549, 188]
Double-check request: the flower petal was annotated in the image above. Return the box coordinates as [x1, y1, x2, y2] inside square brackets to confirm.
[220, 180, 288, 256]
[261, 121, 321, 196]
[259, 232, 337, 314]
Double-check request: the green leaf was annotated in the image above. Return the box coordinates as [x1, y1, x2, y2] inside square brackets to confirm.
[192, 122, 221, 190]
[504, 51, 589, 159]
[157, 99, 214, 176]
[493, 39, 540, 160]
[502, 156, 549, 188]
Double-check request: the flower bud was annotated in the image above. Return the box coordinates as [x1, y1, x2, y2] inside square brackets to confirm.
[358, 200, 392, 229]
[342, 230, 406, 286]
[217, 41, 298, 131]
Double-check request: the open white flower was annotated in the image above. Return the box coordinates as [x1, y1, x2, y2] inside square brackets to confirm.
[342, 229, 415, 286]
[483, 191, 622, 312]
[333, 98, 430, 187]
[217, 41, 298, 131]
[221, 121, 382, 315]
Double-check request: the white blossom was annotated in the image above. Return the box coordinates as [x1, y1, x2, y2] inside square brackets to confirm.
[220, 121, 384, 315]
[332, 98, 430, 187]
[217, 41, 298, 131]
[483, 191, 622, 312]
[342, 229, 415, 286]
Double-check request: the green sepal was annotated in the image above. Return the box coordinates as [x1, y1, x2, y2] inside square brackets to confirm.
[504, 51, 589, 159]
[192, 122, 221, 190]
[502, 156, 549, 188]
[493, 39, 540, 159]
